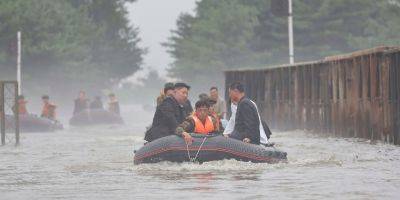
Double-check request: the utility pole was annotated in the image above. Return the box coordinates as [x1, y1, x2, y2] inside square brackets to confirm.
[17, 31, 21, 95]
[288, 0, 294, 64]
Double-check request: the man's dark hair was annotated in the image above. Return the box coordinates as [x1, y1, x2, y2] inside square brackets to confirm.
[198, 93, 209, 101]
[174, 82, 190, 90]
[229, 82, 245, 93]
[42, 95, 49, 100]
[207, 99, 217, 106]
[17, 95, 25, 100]
[195, 100, 210, 109]
[108, 93, 115, 97]
[210, 86, 218, 91]
[163, 82, 175, 93]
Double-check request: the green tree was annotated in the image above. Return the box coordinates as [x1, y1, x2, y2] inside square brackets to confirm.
[68, 0, 144, 82]
[290, 0, 400, 60]
[0, 0, 144, 96]
[165, 0, 400, 89]
[164, 0, 262, 90]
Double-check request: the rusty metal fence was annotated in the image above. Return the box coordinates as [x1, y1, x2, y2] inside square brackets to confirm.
[0, 81, 19, 145]
[225, 46, 400, 145]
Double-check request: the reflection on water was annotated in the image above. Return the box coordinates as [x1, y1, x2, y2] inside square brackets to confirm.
[0, 105, 399, 199]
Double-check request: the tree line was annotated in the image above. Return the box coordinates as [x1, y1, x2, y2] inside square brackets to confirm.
[0, 0, 144, 96]
[165, 0, 400, 91]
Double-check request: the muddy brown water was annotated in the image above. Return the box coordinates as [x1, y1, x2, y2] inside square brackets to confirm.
[0, 105, 399, 199]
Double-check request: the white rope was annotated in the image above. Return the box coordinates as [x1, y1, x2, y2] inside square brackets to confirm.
[185, 136, 208, 162]
[185, 141, 192, 161]
[192, 137, 207, 162]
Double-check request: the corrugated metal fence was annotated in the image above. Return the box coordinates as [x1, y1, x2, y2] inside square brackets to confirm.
[225, 46, 400, 145]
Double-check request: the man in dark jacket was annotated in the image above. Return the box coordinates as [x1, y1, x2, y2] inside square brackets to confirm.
[227, 82, 269, 145]
[144, 82, 191, 142]
[183, 99, 193, 117]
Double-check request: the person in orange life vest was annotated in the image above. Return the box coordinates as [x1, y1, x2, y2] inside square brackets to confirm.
[175, 100, 219, 145]
[14, 95, 28, 115]
[41, 95, 57, 120]
[198, 94, 222, 130]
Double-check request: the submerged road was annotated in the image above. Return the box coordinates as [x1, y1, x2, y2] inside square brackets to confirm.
[0, 105, 399, 199]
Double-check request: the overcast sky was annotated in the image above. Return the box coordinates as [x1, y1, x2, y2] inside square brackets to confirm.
[126, 0, 197, 79]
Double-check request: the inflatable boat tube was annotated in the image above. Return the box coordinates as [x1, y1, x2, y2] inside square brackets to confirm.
[134, 133, 287, 165]
[5, 114, 63, 133]
[69, 109, 124, 126]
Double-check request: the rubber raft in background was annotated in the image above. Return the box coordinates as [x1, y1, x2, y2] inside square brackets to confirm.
[134, 134, 287, 164]
[69, 109, 124, 126]
[5, 114, 63, 133]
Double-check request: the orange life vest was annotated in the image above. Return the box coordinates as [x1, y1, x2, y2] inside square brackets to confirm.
[18, 101, 28, 115]
[192, 115, 215, 135]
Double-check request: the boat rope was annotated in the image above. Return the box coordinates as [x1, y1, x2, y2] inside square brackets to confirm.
[185, 136, 208, 162]
[185, 141, 191, 161]
[192, 136, 207, 162]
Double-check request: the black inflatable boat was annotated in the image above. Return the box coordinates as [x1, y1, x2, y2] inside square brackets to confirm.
[69, 109, 124, 126]
[134, 133, 287, 165]
[5, 114, 63, 133]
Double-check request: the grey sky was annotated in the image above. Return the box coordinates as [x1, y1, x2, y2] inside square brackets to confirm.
[126, 0, 197, 78]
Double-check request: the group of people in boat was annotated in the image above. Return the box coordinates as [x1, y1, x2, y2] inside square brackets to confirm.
[13, 94, 58, 121]
[12, 90, 121, 122]
[145, 82, 272, 146]
[72, 90, 120, 116]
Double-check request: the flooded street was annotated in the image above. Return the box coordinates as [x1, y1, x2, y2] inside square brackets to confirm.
[2, 0, 400, 199]
[0, 105, 399, 199]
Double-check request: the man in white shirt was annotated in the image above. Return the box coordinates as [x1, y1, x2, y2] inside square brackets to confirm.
[225, 82, 269, 145]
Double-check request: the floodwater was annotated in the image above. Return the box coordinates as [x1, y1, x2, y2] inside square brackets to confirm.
[0, 105, 399, 199]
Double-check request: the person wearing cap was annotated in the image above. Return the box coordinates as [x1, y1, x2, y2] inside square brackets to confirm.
[145, 82, 191, 142]
[90, 96, 104, 110]
[108, 93, 120, 115]
[157, 82, 175, 106]
[41, 95, 57, 120]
